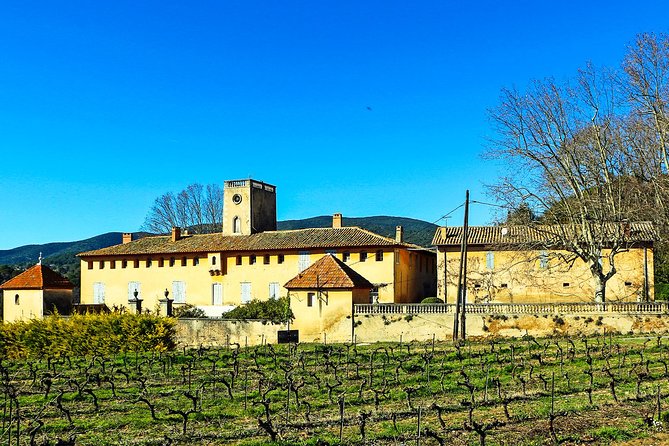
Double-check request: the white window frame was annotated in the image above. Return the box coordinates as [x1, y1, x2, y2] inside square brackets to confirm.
[486, 251, 495, 270]
[212, 283, 223, 305]
[269, 282, 280, 300]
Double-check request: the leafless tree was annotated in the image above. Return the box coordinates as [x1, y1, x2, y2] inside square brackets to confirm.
[487, 62, 647, 302]
[142, 183, 223, 234]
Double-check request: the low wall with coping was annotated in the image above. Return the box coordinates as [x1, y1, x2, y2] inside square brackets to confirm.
[176, 305, 669, 347]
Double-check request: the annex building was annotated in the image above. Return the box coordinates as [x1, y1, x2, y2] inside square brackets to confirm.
[79, 179, 436, 314]
[433, 223, 654, 304]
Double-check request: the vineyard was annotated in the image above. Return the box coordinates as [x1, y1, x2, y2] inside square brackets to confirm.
[2, 335, 669, 445]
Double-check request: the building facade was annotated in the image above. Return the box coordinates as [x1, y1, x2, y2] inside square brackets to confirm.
[433, 223, 654, 304]
[1, 263, 74, 322]
[79, 179, 436, 314]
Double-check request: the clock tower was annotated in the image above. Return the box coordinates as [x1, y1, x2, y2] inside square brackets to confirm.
[222, 179, 277, 235]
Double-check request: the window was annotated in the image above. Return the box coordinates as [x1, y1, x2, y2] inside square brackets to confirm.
[134, 259, 140, 268]
[169, 257, 175, 267]
[146, 258, 152, 268]
[14, 294, 19, 305]
[342, 251, 350, 262]
[269, 282, 280, 300]
[93, 282, 106, 304]
[110, 260, 116, 269]
[370, 287, 379, 304]
[211, 256, 217, 266]
[307, 292, 315, 307]
[241, 282, 252, 304]
[99, 261, 105, 269]
[625, 281, 633, 287]
[128, 281, 141, 302]
[233, 216, 241, 234]
[325, 249, 337, 255]
[375, 250, 384, 262]
[264, 254, 270, 265]
[212, 283, 223, 305]
[278, 254, 285, 264]
[173, 281, 186, 304]
[193, 258, 199, 266]
[122, 260, 128, 269]
[181, 257, 187, 266]
[486, 251, 494, 270]
[360, 252, 367, 262]
[298, 251, 310, 272]
[539, 250, 548, 269]
[158, 258, 164, 267]
[563, 282, 570, 288]
[500, 283, 508, 288]
[249, 255, 256, 265]
[236, 255, 242, 266]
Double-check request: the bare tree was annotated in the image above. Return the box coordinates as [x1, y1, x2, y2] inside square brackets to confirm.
[142, 183, 223, 234]
[487, 64, 647, 302]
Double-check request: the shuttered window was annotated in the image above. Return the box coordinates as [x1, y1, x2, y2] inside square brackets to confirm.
[172, 281, 186, 304]
[298, 251, 310, 272]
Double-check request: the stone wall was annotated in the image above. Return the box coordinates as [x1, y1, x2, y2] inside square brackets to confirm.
[175, 311, 669, 347]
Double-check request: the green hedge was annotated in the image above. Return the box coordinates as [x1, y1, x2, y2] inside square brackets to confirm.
[0, 312, 176, 359]
[222, 296, 293, 324]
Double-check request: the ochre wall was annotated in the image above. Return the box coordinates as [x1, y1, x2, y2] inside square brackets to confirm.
[2, 289, 43, 321]
[436, 247, 653, 304]
[289, 289, 356, 343]
[174, 312, 669, 347]
[80, 247, 435, 311]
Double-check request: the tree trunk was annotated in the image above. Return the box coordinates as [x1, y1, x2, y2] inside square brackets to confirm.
[592, 272, 607, 303]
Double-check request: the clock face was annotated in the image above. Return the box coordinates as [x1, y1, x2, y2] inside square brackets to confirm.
[232, 194, 243, 205]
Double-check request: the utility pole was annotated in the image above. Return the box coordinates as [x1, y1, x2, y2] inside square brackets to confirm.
[453, 190, 470, 341]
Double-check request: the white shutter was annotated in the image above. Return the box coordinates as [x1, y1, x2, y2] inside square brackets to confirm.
[173, 281, 186, 304]
[241, 282, 251, 304]
[128, 281, 141, 301]
[298, 251, 310, 272]
[93, 282, 106, 304]
[212, 283, 223, 305]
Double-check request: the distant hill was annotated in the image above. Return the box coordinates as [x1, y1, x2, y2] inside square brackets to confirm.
[0, 217, 438, 287]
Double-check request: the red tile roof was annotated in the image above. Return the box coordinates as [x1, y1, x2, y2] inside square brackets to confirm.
[432, 222, 655, 247]
[0, 264, 74, 290]
[79, 227, 429, 257]
[284, 254, 374, 290]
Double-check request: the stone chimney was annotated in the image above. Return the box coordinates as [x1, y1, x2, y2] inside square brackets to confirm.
[171, 227, 182, 242]
[332, 213, 343, 228]
[395, 225, 404, 243]
[122, 233, 133, 244]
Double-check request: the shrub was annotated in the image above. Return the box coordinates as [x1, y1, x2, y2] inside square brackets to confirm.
[421, 297, 444, 304]
[0, 312, 176, 360]
[221, 296, 294, 324]
[174, 304, 208, 319]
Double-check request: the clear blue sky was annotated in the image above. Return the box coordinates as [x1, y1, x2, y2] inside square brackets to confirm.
[1, 1, 668, 250]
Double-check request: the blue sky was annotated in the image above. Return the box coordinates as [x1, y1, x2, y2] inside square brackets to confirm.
[1, 1, 668, 250]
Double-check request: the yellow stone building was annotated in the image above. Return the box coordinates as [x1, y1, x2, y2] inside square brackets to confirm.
[1, 263, 74, 322]
[433, 223, 654, 303]
[79, 179, 436, 314]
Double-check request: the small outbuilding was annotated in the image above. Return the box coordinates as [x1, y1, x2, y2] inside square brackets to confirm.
[0, 263, 74, 322]
[285, 254, 373, 342]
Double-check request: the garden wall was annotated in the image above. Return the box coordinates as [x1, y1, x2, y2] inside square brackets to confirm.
[176, 311, 669, 347]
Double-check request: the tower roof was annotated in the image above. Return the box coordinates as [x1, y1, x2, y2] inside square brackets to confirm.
[284, 254, 374, 290]
[0, 264, 74, 290]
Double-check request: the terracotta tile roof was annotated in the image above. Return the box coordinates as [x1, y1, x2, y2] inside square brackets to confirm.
[0, 264, 74, 290]
[284, 254, 374, 290]
[79, 227, 427, 257]
[432, 222, 655, 247]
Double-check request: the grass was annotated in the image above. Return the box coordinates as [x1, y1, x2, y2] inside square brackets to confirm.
[1, 335, 669, 444]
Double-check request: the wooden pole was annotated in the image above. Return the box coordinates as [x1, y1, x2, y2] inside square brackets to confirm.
[460, 190, 470, 341]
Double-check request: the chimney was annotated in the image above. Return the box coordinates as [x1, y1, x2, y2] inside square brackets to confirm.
[332, 213, 343, 228]
[395, 225, 404, 243]
[122, 233, 133, 244]
[171, 227, 181, 242]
